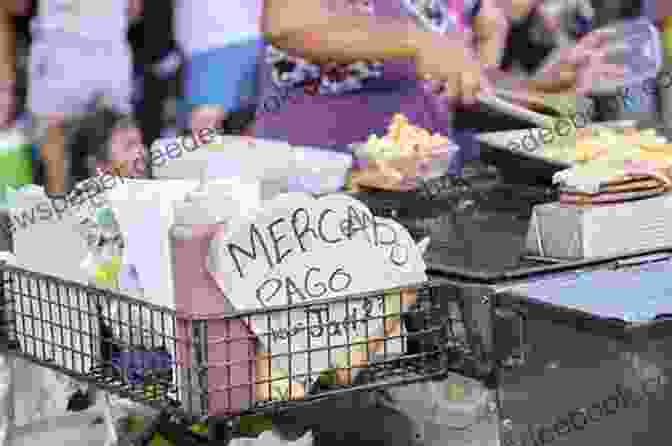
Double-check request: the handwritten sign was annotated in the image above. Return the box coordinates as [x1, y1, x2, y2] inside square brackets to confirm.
[208, 193, 427, 387]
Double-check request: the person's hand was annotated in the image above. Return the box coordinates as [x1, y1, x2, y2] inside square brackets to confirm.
[415, 34, 492, 105]
[531, 29, 625, 94]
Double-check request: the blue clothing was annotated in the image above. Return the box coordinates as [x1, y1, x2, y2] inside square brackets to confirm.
[183, 38, 264, 113]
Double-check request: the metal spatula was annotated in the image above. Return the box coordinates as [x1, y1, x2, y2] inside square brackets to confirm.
[491, 89, 579, 116]
[476, 93, 557, 128]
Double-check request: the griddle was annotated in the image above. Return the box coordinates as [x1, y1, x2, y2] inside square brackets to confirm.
[476, 119, 672, 187]
[350, 164, 672, 284]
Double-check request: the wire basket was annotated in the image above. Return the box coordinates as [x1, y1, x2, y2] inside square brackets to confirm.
[0, 262, 482, 420]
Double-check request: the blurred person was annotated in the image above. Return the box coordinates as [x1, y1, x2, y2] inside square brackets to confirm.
[0, 0, 143, 198]
[0, 1, 31, 129]
[498, 0, 593, 73]
[591, 0, 641, 28]
[255, 0, 621, 148]
[536, 0, 594, 47]
[254, 0, 507, 149]
[175, 0, 264, 136]
[135, 0, 182, 152]
[584, 0, 660, 122]
[0, 104, 151, 446]
[66, 104, 153, 446]
[69, 103, 147, 184]
[499, 0, 555, 74]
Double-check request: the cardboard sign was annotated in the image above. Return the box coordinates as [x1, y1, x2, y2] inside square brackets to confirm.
[208, 193, 427, 386]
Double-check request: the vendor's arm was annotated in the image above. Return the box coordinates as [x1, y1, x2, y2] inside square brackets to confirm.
[263, 0, 490, 103]
[472, 0, 509, 69]
[0, 3, 16, 88]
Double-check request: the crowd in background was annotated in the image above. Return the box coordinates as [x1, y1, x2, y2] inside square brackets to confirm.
[0, 0, 666, 190]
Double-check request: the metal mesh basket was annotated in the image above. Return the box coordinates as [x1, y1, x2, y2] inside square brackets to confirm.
[0, 262, 481, 420]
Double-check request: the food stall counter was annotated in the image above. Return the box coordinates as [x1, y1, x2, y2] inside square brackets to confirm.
[351, 166, 672, 446]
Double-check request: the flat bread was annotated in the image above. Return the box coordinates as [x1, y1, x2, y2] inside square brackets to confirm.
[559, 172, 672, 195]
[560, 177, 663, 194]
[593, 178, 662, 193]
[638, 143, 672, 153]
[560, 188, 667, 205]
[350, 168, 418, 192]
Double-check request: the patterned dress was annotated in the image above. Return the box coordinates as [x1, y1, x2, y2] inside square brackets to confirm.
[254, 0, 481, 148]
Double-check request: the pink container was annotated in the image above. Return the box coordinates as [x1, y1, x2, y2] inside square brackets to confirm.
[171, 222, 257, 416]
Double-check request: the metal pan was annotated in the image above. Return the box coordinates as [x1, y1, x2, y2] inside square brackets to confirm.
[475, 120, 640, 186]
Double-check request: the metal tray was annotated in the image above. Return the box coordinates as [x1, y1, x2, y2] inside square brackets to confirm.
[475, 120, 644, 186]
[350, 177, 672, 284]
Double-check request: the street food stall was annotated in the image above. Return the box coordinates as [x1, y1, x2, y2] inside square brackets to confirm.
[3, 108, 672, 446]
[353, 167, 672, 446]
[0, 15, 670, 446]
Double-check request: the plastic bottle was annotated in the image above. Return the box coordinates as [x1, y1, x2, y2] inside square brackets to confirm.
[0, 127, 32, 208]
[169, 170, 257, 414]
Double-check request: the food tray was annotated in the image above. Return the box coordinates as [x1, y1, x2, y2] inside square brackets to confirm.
[475, 120, 641, 186]
[348, 142, 460, 192]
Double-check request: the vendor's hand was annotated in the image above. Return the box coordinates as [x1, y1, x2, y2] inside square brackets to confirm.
[531, 29, 625, 94]
[415, 35, 492, 105]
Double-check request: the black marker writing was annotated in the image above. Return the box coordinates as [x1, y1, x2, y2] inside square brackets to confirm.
[255, 266, 353, 306]
[228, 223, 274, 279]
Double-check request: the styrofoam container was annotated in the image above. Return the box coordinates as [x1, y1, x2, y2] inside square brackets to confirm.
[525, 193, 672, 260]
[152, 136, 294, 180]
[154, 136, 355, 196]
[350, 141, 461, 188]
[289, 146, 353, 194]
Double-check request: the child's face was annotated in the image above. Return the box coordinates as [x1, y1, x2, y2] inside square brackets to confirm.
[103, 126, 147, 178]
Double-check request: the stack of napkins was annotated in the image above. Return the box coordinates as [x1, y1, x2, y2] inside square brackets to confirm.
[553, 160, 672, 205]
[525, 192, 672, 259]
